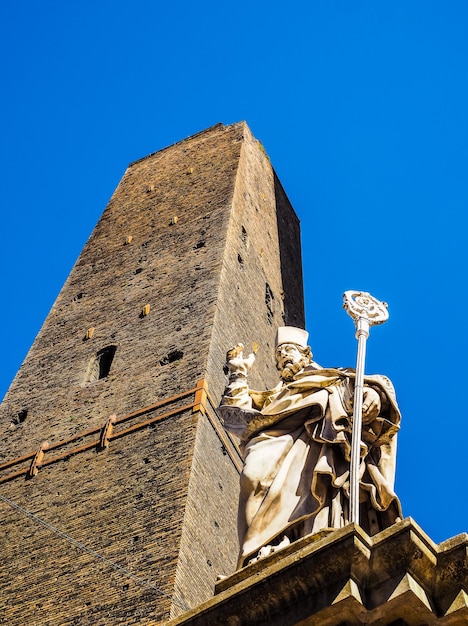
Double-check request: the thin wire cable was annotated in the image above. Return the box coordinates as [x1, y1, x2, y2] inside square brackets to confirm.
[0, 493, 190, 612]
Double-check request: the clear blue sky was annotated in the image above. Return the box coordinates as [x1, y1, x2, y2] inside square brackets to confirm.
[1, 1, 467, 543]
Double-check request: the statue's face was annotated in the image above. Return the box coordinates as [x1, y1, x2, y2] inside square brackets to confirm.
[276, 343, 311, 382]
[275, 343, 304, 370]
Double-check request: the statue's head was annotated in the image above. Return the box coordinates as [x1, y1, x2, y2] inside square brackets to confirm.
[275, 326, 312, 382]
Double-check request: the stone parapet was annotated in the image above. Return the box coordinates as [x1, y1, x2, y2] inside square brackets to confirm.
[168, 519, 467, 625]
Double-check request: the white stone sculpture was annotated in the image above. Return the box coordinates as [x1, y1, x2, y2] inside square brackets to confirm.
[219, 326, 402, 568]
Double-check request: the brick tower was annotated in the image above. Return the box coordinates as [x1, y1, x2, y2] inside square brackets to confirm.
[0, 122, 305, 624]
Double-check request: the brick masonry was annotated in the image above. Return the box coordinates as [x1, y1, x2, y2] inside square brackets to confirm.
[0, 122, 305, 624]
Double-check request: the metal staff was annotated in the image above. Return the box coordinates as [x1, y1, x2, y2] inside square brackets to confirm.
[343, 290, 389, 526]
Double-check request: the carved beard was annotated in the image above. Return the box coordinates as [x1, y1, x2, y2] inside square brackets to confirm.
[280, 357, 309, 382]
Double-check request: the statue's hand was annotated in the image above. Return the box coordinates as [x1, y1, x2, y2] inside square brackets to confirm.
[362, 387, 381, 422]
[224, 343, 256, 378]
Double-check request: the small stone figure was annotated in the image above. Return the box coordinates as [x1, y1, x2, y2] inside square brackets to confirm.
[219, 326, 402, 568]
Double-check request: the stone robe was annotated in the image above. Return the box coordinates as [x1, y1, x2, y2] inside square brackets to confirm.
[219, 365, 402, 567]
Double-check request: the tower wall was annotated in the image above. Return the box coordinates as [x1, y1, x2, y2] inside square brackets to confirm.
[0, 122, 304, 624]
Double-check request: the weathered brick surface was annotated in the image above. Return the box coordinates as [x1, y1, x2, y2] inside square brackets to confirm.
[171, 410, 241, 617]
[1, 411, 195, 625]
[0, 122, 304, 624]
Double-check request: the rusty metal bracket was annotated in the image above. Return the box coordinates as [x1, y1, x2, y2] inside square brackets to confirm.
[28, 441, 49, 478]
[193, 379, 208, 414]
[99, 414, 116, 449]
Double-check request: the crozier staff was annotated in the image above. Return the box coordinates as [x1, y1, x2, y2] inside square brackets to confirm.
[219, 326, 402, 568]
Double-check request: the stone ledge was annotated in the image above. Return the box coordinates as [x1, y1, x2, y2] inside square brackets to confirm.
[166, 518, 467, 625]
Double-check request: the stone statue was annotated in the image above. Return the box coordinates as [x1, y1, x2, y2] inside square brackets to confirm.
[218, 326, 402, 568]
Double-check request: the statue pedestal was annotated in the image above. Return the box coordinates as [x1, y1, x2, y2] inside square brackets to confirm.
[168, 518, 467, 625]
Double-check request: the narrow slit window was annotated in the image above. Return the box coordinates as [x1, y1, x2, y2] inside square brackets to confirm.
[85, 346, 117, 383]
[265, 283, 274, 324]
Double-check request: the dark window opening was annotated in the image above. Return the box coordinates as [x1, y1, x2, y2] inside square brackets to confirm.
[238, 254, 244, 265]
[193, 241, 206, 250]
[98, 346, 116, 379]
[241, 226, 248, 242]
[85, 346, 117, 383]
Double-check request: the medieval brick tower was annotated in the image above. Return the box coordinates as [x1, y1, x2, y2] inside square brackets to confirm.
[0, 122, 305, 624]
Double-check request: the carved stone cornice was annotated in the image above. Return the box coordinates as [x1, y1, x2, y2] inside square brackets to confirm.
[168, 518, 467, 625]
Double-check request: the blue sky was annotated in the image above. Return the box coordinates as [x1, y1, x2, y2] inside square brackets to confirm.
[1, 1, 467, 543]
